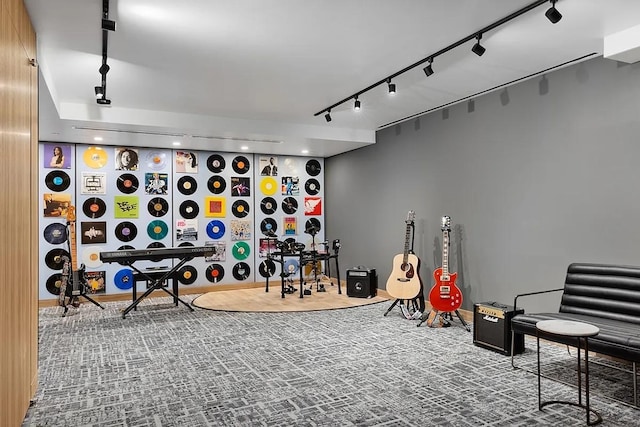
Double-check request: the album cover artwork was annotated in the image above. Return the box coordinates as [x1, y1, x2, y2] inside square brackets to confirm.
[43, 193, 72, 218]
[85, 270, 106, 294]
[205, 196, 225, 217]
[259, 238, 278, 258]
[281, 176, 299, 195]
[230, 177, 250, 196]
[230, 220, 251, 241]
[114, 147, 140, 171]
[114, 196, 139, 218]
[175, 151, 199, 173]
[144, 172, 169, 195]
[81, 172, 107, 194]
[259, 156, 278, 176]
[204, 241, 226, 262]
[43, 143, 72, 169]
[283, 217, 297, 235]
[176, 218, 198, 241]
[81, 221, 107, 244]
[304, 197, 322, 215]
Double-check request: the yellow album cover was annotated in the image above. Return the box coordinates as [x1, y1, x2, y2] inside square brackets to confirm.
[43, 193, 72, 218]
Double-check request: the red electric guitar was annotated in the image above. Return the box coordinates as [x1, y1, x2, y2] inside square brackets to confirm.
[428, 216, 463, 312]
[386, 211, 422, 300]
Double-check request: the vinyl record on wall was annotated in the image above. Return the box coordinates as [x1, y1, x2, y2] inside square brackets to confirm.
[83, 197, 107, 219]
[46, 273, 65, 295]
[260, 177, 278, 196]
[207, 154, 226, 173]
[45, 170, 71, 192]
[83, 147, 108, 169]
[305, 159, 321, 176]
[232, 241, 250, 260]
[43, 222, 67, 244]
[206, 220, 226, 239]
[147, 220, 169, 240]
[260, 197, 277, 215]
[207, 175, 226, 194]
[116, 245, 135, 265]
[179, 200, 200, 219]
[282, 197, 298, 214]
[147, 197, 169, 217]
[82, 246, 103, 268]
[206, 264, 225, 283]
[283, 258, 299, 275]
[232, 200, 249, 218]
[114, 268, 134, 290]
[146, 242, 166, 262]
[232, 262, 251, 281]
[115, 221, 138, 242]
[260, 218, 277, 235]
[177, 176, 198, 195]
[146, 151, 168, 170]
[116, 173, 139, 194]
[258, 259, 276, 278]
[45, 248, 70, 270]
[305, 218, 322, 234]
[305, 179, 321, 195]
[232, 155, 250, 174]
[178, 265, 198, 285]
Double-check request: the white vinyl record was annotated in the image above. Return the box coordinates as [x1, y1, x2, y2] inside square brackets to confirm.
[82, 246, 103, 268]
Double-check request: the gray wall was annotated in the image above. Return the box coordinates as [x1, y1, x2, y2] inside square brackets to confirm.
[325, 56, 640, 312]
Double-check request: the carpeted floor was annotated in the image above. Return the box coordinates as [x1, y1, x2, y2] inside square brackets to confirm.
[23, 295, 639, 426]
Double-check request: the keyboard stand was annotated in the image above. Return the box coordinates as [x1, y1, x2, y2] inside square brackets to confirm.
[121, 256, 194, 319]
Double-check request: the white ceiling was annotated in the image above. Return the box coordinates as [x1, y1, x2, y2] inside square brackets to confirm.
[25, 0, 640, 158]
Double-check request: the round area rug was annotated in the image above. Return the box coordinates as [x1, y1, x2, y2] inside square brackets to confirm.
[192, 283, 388, 312]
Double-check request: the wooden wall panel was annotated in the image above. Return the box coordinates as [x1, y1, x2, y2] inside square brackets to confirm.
[0, 0, 38, 424]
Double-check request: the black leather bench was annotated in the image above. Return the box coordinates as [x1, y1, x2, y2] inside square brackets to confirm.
[510, 263, 640, 407]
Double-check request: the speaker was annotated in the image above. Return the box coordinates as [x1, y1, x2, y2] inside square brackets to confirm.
[473, 302, 524, 356]
[346, 267, 377, 298]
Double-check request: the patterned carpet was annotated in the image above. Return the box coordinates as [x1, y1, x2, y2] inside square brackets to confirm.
[24, 296, 639, 426]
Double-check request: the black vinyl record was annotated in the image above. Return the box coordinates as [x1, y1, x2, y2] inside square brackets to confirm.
[260, 197, 277, 215]
[305, 218, 322, 234]
[232, 200, 249, 218]
[177, 176, 197, 195]
[207, 154, 226, 173]
[116, 173, 139, 194]
[46, 273, 65, 295]
[258, 259, 276, 278]
[177, 241, 196, 260]
[232, 262, 251, 281]
[116, 245, 135, 265]
[306, 159, 321, 176]
[82, 197, 107, 219]
[45, 248, 70, 270]
[147, 242, 166, 262]
[45, 170, 71, 192]
[282, 197, 298, 214]
[207, 175, 226, 194]
[178, 265, 198, 285]
[148, 197, 169, 217]
[179, 200, 200, 219]
[43, 222, 67, 244]
[260, 218, 277, 235]
[206, 264, 225, 283]
[232, 155, 250, 174]
[115, 221, 138, 242]
[305, 178, 321, 195]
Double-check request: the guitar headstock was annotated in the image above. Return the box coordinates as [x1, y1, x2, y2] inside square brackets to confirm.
[441, 215, 451, 232]
[406, 210, 415, 224]
[67, 205, 76, 223]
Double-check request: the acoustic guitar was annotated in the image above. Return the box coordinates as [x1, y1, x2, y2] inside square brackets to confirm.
[386, 211, 422, 300]
[428, 215, 463, 312]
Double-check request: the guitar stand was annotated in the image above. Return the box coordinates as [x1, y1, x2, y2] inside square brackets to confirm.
[383, 298, 421, 319]
[417, 309, 470, 331]
[62, 291, 105, 317]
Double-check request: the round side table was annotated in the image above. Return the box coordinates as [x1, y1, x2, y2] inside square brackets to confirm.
[536, 319, 602, 426]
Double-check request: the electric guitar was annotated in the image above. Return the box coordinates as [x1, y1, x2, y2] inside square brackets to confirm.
[386, 211, 422, 300]
[60, 206, 84, 311]
[428, 215, 463, 312]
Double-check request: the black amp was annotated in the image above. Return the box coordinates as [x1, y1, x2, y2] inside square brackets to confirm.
[346, 267, 377, 298]
[473, 302, 524, 356]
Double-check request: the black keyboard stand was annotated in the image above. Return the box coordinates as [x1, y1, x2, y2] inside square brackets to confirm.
[120, 257, 194, 319]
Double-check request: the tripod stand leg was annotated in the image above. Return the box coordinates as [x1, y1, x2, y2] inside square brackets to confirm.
[80, 292, 105, 309]
[383, 299, 400, 316]
[454, 310, 471, 332]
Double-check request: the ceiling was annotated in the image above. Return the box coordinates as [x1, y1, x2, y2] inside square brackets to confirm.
[25, 0, 640, 158]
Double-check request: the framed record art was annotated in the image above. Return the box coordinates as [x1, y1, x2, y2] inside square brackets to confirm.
[44, 143, 72, 169]
[81, 172, 107, 194]
[114, 147, 139, 171]
[114, 195, 139, 218]
[144, 172, 169, 195]
[259, 156, 278, 176]
[204, 196, 225, 217]
[81, 221, 107, 244]
[304, 197, 322, 215]
[43, 193, 72, 218]
[175, 151, 198, 173]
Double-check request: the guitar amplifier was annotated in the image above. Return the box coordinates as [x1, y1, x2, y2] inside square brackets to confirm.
[473, 302, 524, 356]
[346, 267, 377, 298]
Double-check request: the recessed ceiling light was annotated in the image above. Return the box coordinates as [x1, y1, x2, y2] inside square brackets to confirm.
[94, 136, 103, 141]
[301, 149, 309, 154]
[241, 146, 249, 150]
[172, 141, 181, 146]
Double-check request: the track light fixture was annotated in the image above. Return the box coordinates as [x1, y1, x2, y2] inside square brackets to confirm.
[94, 86, 104, 98]
[102, 18, 116, 31]
[354, 97, 361, 111]
[545, 0, 562, 24]
[315, 0, 559, 122]
[95, 0, 114, 105]
[472, 34, 486, 57]
[387, 79, 396, 95]
[423, 57, 434, 76]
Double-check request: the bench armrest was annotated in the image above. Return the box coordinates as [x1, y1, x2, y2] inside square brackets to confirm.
[513, 288, 564, 311]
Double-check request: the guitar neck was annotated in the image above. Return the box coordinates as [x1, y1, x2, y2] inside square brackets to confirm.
[402, 221, 412, 263]
[442, 229, 449, 276]
[69, 221, 78, 272]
